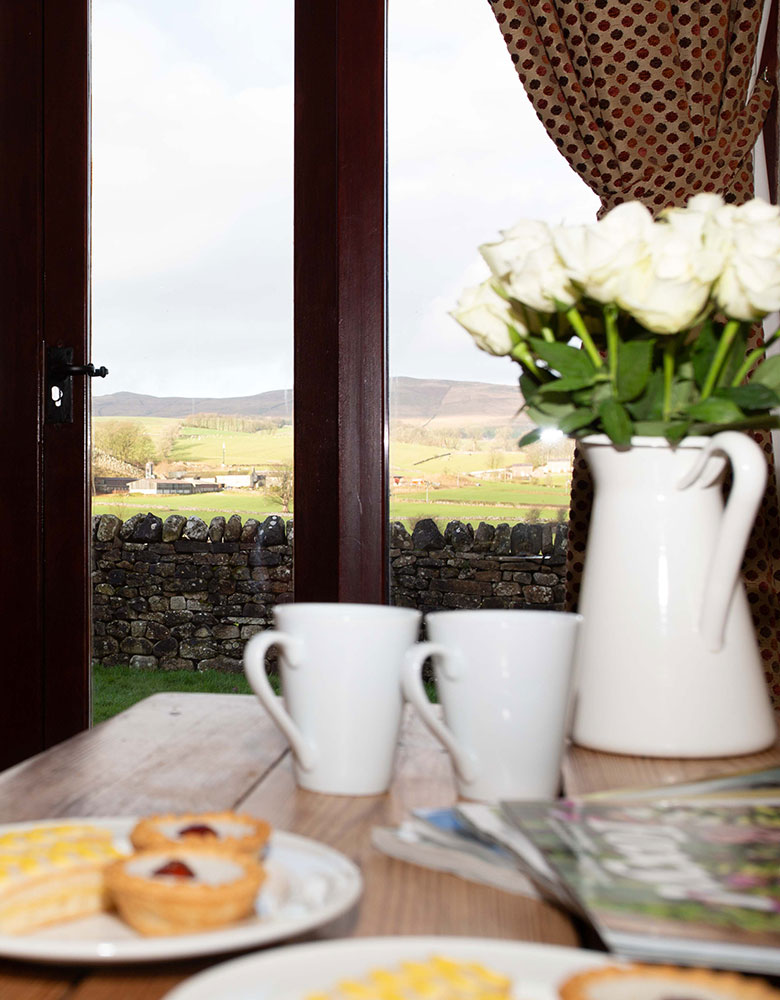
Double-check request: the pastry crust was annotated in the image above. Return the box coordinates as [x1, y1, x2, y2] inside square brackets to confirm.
[129, 811, 271, 857]
[559, 964, 780, 1000]
[105, 845, 265, 936]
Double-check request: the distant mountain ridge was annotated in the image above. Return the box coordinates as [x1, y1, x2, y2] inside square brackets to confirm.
[93, 377, 527, 424]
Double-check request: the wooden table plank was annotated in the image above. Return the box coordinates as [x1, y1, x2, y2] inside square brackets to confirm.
[0, 964, 76, 1000]
[239, 714, 578, 946]
[0, 694, 286, 821]
[2, 693, 777, 1000]
[563, 717, 780, 796]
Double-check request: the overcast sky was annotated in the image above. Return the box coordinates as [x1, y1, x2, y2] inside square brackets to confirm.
[92, 0, 599, 400]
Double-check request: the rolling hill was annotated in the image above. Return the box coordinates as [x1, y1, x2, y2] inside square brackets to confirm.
[93, 377, 528, 426]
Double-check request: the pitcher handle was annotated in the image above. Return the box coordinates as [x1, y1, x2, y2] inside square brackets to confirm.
[678, 431, 766, 652]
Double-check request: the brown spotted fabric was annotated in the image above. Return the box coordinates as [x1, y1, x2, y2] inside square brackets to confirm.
[487, 0, 773, 212]
[489, 0, 780, 704]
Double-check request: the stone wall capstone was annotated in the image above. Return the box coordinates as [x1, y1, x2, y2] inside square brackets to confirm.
[92, 513, 567, 670]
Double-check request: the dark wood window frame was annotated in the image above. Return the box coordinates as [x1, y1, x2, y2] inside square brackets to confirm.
[0, 0, 777, 770]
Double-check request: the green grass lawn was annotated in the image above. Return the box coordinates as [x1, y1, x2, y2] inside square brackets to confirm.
[92, 663, 267, 724]
[92, 664, 433, 723]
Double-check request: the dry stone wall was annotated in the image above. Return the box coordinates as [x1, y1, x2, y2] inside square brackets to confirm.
[92, 513, 567, 671]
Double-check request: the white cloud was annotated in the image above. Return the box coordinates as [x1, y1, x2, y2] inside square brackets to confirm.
[92, 0, 598, 399]
[92, 1, 293, 396]
[388, 0, 599, 386]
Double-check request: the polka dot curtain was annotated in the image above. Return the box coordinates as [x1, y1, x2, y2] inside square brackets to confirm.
[488, 0, 780, 705]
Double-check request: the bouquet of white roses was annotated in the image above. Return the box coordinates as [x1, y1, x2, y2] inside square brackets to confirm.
[452, 194, 780, 446]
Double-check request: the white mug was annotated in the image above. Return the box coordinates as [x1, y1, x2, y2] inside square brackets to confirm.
[402, 609, 581, 802]
[243, 602, 422, 795]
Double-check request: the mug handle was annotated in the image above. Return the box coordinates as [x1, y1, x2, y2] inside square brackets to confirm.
[401, 641, 479, 784]
[243, 630, 318, 771]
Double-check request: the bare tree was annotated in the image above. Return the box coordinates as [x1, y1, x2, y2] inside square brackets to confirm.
[268, 465, 293, 513]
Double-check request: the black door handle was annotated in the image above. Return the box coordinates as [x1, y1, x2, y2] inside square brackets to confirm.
[55, 362, 109, 380]
[46, 346, 109, 424]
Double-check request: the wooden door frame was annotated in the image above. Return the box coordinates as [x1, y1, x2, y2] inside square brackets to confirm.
[293, 0, 388, 603]
[0, 1, 91, 770]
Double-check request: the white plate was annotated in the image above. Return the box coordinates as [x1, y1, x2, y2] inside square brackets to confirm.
[163, 936, 612, 1000]
[0, 817, 362, 964]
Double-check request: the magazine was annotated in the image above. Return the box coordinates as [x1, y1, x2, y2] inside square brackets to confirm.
[370, 807, 538, 896]
[500, 793, 780, 974]
[580, 766, 780, 803]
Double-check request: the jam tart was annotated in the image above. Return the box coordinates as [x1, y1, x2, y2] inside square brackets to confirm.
[559, 964, 780, 1000]
[105, 845, 265, 936]
[129, 811, 270, 857]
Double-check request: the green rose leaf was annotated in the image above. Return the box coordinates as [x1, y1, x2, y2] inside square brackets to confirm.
[688, 397, 745, 424]
[670, 377, 696, 412]
[750, 355, 780, 393]
[598, 398, 633, 446]
[537, 374, 598, 394]
[529, 338, 597, 379]
[626, 370, 664, 421]
[518, 427, 543, 448]
[633, 420, 689, 442]
[558, 408, 597, 434]
[526, 385, 579, 420]
[716, 384, 780, 411]
[616, 339, 653, 402]
[664, 421, 691, 443]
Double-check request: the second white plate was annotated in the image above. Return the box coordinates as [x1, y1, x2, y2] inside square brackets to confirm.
[0, 818, 363, 964]
[163, 936, 612, 1000]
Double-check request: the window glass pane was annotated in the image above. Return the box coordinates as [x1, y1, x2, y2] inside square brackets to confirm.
[388, 0, 599, 612]
[91, 1, 293, 719]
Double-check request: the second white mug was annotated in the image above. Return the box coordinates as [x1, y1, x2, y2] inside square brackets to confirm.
[402, 609, 581, 802]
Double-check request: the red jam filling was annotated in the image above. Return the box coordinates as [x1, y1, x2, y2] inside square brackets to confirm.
[178, 823, 218, 838]
[153, 860, 195, 879]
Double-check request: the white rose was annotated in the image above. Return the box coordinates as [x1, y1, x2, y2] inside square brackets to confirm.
[712, 198, 780, 321]
[553, 201, 654, 304]
[615, 220, 714, 333]
[481, 219, 578, 312]
[451, 279, 526, 356]
[661, 195, 730, 282]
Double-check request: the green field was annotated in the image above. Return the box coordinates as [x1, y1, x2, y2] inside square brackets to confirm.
[94, 417, 543, 477]
[173, 424, 293, 466]
[92, 490, 289, 520]
[93, 488, 566, 525]
[92, 417, 571, 525]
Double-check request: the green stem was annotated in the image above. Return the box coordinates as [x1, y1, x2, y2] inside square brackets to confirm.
[565, 306, 604, 370]
[540, 324, 556, 343]
[731, 327, 780, 386]
[510, 341, 544, 379]
[604, 304, 619, 385]
[662, 338, 676, 421]
[700, 319, 741, 400]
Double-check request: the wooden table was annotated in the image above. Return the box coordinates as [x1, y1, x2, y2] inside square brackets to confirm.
[0, 693, 778, 1000]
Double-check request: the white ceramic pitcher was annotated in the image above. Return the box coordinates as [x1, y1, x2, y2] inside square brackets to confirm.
[572, 431, 776, 758]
